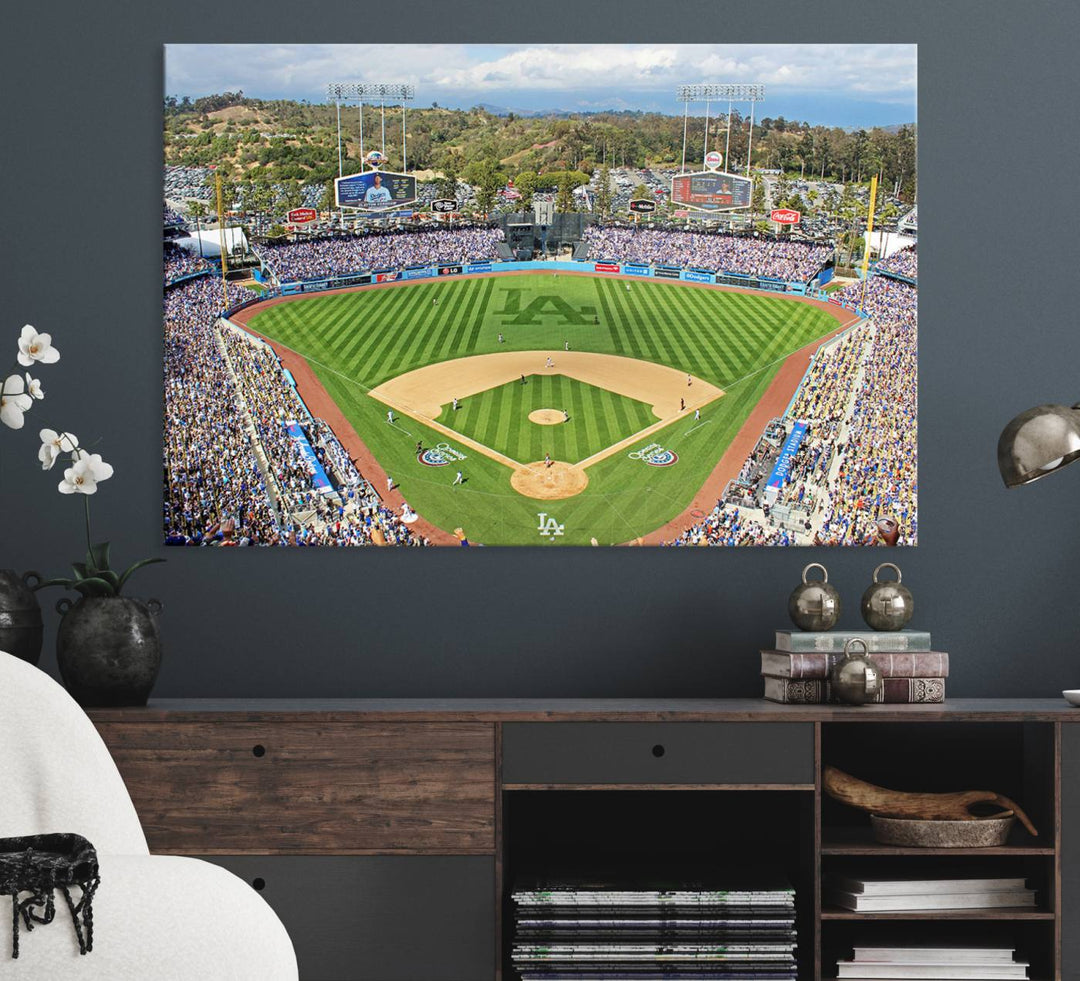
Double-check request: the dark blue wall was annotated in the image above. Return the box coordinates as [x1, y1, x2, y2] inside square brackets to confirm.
[2, 1, 1079, 698]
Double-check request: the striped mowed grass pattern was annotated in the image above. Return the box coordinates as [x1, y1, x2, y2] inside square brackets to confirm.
[437, 375, 656, 465]
[247, 275, 834, 392]
[244, 275, 844, 544]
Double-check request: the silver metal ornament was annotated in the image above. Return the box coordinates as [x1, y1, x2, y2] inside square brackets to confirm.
[830, 638, 884, 705]
[860, 562, 914, 631]
[788, 563, 841, 632]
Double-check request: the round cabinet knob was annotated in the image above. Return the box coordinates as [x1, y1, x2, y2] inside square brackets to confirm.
[651, 744, 666, 758]
[252, 744, 267, 758]
[860, 562, 914, 631]
[830, 638, 884, 706]
[788, 563, 841, 631]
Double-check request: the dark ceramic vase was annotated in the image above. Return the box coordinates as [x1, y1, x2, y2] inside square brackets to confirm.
[55, 596, 163, 707]
[0, 570, 45, 665]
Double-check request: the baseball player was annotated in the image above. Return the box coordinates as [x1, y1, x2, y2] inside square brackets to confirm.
[452, 397, 459, 411]
[498, 333, 504, 344]
[694, 408, 700, 421]
[386, 475, 394, 492]
[453, 471, 463, 485]
[545, 357, 554, 368]
[386, 410, 394, 424]
[544, 453, 553, 469]
[564, 340, 570, 351]
[562, 409, 569, 422]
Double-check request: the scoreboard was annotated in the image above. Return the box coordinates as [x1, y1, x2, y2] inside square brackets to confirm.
[670, 171, 752, 211]
[335, 171, 417, 211]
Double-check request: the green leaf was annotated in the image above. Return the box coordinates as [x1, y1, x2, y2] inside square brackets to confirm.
[117, 557, 166, 594]
[33, 577, 76, 591]
[71, 562, 89, 580]
[96, 569, 121, 591]
[87, 542, 112, 576]
[73, 577, 117, 598]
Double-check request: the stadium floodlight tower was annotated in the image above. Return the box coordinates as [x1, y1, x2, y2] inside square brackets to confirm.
[327, 82, 416, 177]
[676, 84, 765, 176]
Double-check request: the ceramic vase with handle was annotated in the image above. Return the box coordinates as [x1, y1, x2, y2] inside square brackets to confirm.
[55, 596, 163, 707]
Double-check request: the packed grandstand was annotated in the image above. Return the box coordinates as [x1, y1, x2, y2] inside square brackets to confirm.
[163, 209, 915, 547]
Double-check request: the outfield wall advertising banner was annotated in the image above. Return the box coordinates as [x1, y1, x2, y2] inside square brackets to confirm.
[683, 270, 714, 283]
[623, 264, 651, 276]
[438, 264, 463, 276]
[654, 266, 682, 279]
[594, 262, 620, 273]
[403, 266, 436, 280]
[335, 171, 417, 211]
[466, 261, 492, 274]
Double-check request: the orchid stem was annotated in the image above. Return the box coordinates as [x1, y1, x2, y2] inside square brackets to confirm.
[84, 494, 93, 556]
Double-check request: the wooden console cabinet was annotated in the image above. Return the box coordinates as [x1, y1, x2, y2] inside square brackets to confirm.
[89, 700, 1080, 981]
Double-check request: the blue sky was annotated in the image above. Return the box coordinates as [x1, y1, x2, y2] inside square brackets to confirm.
[165, 44, 916, 129]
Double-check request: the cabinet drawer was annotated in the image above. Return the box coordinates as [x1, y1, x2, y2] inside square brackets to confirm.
[207, 855, 494, 981]
[501, 722, 813, 786]
[95, 722, 495, 854]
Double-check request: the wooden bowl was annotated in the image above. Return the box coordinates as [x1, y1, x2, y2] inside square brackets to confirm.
[870, 813, 1016, 848]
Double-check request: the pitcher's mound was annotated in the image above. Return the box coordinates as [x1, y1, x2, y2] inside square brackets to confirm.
[528, 409, 566, 425]
[511, 461, 589, 500]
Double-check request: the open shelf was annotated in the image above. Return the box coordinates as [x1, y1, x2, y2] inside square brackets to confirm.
[821, 906, 1055, 920]
[820, 826, 1054, 856]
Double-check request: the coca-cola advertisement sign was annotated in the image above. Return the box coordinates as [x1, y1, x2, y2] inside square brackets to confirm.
[770, 208, 801, 225]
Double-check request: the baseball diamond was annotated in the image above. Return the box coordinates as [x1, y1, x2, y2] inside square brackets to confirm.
[230, 272, 853, 545]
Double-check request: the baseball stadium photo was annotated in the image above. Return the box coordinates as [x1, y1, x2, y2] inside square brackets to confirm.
[163, 43, 917, 546]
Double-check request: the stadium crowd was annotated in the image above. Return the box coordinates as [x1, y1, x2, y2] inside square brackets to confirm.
[584, 226, 832, 281]
[814, 276, 917, 546]
[163, 275, 430, 546]
[666, 273, 916, 547]
[875, 245, 917, 281]
[258, 227, 504, 282]
[163, 204, 187, 226]
[164, 242, 213, 286]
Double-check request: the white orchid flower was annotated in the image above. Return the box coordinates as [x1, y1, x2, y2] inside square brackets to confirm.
[24, 373, 43, 400]
[0, 374, 33, 429]
[38, 429, 79, 470]
[58, 450, 114, 495]
[17, 325, 60, 367]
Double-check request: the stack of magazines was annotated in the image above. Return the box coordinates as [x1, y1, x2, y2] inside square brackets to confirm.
[835, 945, 1029, 979]
[510, 876, 798, 980]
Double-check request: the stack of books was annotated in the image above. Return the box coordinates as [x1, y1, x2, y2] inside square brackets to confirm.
[824, 874, 1036, 912]
[836, 945, 1029, 979]
[510, 876, 798, 980]
[761, 630, 948, 704]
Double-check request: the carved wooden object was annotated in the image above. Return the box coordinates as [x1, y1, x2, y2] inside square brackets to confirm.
[823, 765, 1039, 836]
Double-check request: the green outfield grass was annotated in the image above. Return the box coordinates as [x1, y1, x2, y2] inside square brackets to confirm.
[246, 274, 844, 544]
[437, 374, 656, 465]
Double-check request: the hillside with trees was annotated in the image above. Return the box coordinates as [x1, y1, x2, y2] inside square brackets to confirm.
[164, 93, 916, 201]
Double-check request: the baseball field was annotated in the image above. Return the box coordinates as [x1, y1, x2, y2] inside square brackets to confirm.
[237, 272, 848, 545]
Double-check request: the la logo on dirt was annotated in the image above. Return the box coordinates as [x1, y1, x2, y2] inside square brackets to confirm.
[629, 443, 679, 467]
[418, 442, 467, 467]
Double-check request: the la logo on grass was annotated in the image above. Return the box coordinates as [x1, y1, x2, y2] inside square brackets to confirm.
[496, 289, 596, 326]
[537, 512, 565, 537]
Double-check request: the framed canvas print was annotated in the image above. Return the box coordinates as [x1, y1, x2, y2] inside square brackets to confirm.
[162, 43, 916, 547]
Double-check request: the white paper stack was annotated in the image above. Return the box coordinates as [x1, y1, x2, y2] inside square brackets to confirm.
[825, 875, 1036, 912]
[837, 946, 1028, 979]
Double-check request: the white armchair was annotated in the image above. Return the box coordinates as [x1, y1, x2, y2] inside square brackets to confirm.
[0, 650, 298, 980]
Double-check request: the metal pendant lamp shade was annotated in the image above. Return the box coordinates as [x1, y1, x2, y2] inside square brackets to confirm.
[997, 403, 1080, 487]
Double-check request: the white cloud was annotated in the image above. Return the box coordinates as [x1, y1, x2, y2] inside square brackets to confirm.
[165, 43, 915, 109]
